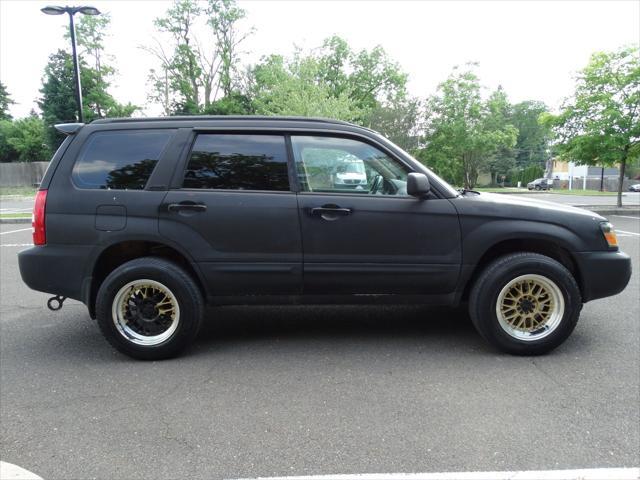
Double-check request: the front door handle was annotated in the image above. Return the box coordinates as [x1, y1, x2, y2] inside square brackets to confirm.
[310, 205, 352, 220]
[165, 202, 207, 213]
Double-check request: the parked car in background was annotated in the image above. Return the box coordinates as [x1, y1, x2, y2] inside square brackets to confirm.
[332, 160, 368, 189]
[628, 184, 640, 192]
[528, 178, 552, 190]
[18, 116, 631, 360]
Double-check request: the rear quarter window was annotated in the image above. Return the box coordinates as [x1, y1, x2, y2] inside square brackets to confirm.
[72, 129, 174, 190]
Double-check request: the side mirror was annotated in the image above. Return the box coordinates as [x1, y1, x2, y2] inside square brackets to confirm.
[407, 172, 431, 198]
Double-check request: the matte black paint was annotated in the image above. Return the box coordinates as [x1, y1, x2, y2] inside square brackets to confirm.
[18, 116, 632, 313]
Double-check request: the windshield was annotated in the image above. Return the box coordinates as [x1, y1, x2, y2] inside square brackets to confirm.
[336, 161, 366, 175]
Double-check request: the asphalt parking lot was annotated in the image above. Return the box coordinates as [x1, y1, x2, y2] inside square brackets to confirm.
[0, 214, 639, 480]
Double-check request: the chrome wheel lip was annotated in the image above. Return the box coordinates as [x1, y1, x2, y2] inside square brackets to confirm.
[112, 279, 180, 347]
[495, 274, 565, 342]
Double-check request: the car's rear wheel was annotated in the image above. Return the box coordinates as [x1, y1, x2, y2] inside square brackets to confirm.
[535, 185, 542, 190]
[96, 257, 203, 360]
[469, 252, 582, 355]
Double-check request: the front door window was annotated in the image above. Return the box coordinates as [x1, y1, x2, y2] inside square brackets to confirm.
[291, 136, 409, 196]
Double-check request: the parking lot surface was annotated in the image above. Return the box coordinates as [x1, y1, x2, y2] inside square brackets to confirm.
[1, 215, 639, 480]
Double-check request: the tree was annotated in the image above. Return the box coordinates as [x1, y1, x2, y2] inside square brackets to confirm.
[367, 97, 422, 151]
[0, 82, 14, 120]
[208, 0, 252, 98]
[510, 100, 551, 168]
[145, 0, 251, 114]
[39, 40, 136, 150]
[251, 54, 362, 121]
[420, 66, 517, 188]
[248, 36, 410, 127]
[542, 46, 639, 206]
[5, 115, 50, 162]
[71, 14, 137, 119]
[0, 120, 19, 162]
[68, 14, 112, 117]
[316, 36, 408, 120]
[38, 50, 83, 149]
[485, 87, 516, 184]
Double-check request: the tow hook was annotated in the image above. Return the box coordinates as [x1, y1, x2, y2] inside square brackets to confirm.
[47, 295, 67, 311]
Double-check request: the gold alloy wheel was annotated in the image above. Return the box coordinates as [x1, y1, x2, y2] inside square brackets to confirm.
[495, 274, 565, 341]
[112, 279, 181, 346]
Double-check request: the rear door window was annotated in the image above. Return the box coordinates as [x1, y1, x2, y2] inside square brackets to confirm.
[182, 134, 290, 191]
[72, 129, 174, 190]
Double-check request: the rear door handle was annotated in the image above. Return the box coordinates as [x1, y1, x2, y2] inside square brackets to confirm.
[165, 202, 207, 213]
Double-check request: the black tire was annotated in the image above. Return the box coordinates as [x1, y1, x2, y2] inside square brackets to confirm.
[468, 252, 582, 355]
[95, 257, 203, 360]
[535, 185, 542, 191]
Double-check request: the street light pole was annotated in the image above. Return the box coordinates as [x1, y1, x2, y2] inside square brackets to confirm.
[41, 5, 101, 124]
[68, 11, 84, 123]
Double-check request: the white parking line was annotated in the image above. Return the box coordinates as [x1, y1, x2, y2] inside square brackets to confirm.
[0, 227, 31, 236]
[616, 229, 640, 236]
[0, 243, 32, 247]
[613, 215, 640, 220]
[232, 467, 640, 480]
[0, 461, 42, 480]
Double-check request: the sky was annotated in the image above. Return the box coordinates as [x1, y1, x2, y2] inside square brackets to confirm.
[0, 0, 639, 118]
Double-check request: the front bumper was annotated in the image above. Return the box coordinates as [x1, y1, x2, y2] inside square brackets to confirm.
[573, 250, 632, 302]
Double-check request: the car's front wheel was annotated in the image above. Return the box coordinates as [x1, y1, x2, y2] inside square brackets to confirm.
[469, 252, 582, 355]
[95, 257, 203, 360]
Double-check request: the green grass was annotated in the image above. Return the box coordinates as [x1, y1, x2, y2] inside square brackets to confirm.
[0, 213, 31, 219]
[474, 187, 618, 196]
[0, 186, 37, 197]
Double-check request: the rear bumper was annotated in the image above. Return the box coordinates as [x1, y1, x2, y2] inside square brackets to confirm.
[18, 245, 93, 303]
[574, 250, 632, 302]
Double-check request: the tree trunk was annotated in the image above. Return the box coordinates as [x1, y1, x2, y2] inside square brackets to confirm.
[617, 152, 627, 208]
[462, 153, 470, 189]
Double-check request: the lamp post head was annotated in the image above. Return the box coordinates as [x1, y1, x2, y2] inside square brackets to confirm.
[40, 5, 101, 16]
[40, 5, 66, 15]
[77, 6, 101, 15]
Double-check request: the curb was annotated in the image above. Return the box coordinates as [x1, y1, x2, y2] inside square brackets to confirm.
[579, 207, 640, 217]
[0, 218, 30, 224]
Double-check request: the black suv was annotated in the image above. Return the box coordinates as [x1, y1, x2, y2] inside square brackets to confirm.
[18, 116, 631, 360]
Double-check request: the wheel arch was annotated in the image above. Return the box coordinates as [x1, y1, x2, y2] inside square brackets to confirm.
[86, 240, 207, 319]
[460, 237, 583, 302]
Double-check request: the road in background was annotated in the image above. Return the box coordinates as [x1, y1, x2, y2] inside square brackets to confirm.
[509, 191, 640, 206]
[0, 197, 34, 215]
[0, 216, 638, 479]
[2, 192, 640, 216]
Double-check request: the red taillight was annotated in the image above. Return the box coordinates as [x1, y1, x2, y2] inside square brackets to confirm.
[32, 189, 47, 245]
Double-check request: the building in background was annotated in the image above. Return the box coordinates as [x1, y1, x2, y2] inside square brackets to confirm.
[549, 159, 628, 191]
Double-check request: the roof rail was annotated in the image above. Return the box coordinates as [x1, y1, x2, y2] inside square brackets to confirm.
[54, 123, 84, 135]
[90, 115, 357, 126]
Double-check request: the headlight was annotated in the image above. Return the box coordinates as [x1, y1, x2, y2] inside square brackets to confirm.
[600, 221, 618, 249]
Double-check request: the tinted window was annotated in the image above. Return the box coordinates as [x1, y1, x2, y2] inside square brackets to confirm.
[291, 136, 409, 196]
[183, 134, 289, 191]
[72, 130, 173, 190]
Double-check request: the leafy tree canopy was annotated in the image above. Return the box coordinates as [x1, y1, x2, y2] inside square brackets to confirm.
[0, 82, 14, 121]
[420, 65, 517, 188]
[251, 53, 362, 121]
[542, 46, 639, 205]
